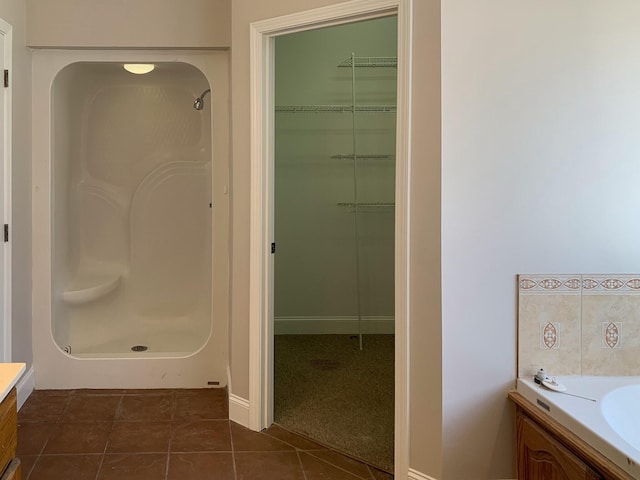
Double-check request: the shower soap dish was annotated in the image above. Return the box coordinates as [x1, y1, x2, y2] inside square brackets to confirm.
[534, 368, 567, 392]
[542, 378, 567, 392]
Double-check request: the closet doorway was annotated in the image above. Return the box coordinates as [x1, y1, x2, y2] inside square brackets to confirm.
[248, 0, 412, 477]
[273, 16, 397, 472]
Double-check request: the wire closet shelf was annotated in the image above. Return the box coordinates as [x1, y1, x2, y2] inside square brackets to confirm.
[274, 104, 396, 113]
[275, 56, 397, 114]
[336, 56, 397, 68]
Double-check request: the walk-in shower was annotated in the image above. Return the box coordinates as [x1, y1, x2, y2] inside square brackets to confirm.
[32, 51, 229, 389]
[53, 61, 213, 357]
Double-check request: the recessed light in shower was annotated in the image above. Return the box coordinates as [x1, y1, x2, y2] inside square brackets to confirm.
[123, 63, 155, 75]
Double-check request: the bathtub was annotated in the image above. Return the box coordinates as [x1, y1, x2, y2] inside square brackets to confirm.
[517, 376, 640, 478]
[31, 50, 230, 389]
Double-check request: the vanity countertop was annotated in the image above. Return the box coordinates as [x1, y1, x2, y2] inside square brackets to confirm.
[0, 363, 25, 403]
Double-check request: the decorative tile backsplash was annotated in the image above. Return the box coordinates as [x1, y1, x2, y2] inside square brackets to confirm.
[518, 274, 640, 377]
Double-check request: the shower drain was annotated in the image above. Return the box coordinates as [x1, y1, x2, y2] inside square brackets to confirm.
[131, 345, 148, 352]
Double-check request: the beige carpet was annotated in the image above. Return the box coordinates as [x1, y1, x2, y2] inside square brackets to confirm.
[274, 334, 394, 473]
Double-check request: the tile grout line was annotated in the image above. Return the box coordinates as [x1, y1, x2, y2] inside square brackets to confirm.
[165, 391, 177, 480]
[164, 429, 172, 479]
[19, 413, 54, 480]
[263, 426, 380, 480]
[366, 464, 376, 480]
[302, 449, 375, 480]
[261, 429, 316, 451]
[295, 449, 309, 480]
[33, 452, 164, 457]
[59, 390, 74, 423]
[93, 394, 123, 480]
[24, 391, 75, 479]
[228, 419, 238, 480]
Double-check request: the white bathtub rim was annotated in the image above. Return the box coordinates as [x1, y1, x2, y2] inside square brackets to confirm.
[517, 375, 640, 478]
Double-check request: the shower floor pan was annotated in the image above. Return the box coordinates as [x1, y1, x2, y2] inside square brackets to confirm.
[67, 330, 205, 358]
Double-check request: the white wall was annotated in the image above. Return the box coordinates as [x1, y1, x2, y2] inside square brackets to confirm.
[442, 1, 640, 478]
[26, 0, 230, 48]
[0, 1, 32, 369]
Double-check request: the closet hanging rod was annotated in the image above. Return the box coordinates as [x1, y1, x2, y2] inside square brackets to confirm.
[275, 104, 396, 113]
[337, 202, 395, 208]
[331, 154, 394, 160]
[337, 56, 397, 68]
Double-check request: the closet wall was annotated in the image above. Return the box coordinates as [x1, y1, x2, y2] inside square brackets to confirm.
[274, 16, 397, 333]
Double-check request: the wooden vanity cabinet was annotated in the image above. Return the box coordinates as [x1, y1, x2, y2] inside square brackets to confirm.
[0, 388, 19, 480]
[518, 410, 602, 479]
[509, 392, 634, 480]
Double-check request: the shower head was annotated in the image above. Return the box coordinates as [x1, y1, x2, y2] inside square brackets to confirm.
[193, 89, 211, 110]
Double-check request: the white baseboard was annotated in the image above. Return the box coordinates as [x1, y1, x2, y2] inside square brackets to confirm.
[406, 472, 514, 480]
[408, 468, 438, 480]
[229, 393, 250, 428]
[16, 366, 34, 410]
[227, 363, 250, 427]
[275, 316, 394, 335]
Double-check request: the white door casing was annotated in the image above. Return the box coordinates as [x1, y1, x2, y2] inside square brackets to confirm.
[0, 17, 11, 363]
[248, 0, 412, 477]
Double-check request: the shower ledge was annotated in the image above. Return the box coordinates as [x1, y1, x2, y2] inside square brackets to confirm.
[62, 272, 121, 305]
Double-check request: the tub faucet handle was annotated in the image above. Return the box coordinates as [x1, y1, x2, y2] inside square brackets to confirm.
[534, 368, 548, 385]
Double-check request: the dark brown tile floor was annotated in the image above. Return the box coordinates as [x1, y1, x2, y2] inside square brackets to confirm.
[17, 388, 393, 480]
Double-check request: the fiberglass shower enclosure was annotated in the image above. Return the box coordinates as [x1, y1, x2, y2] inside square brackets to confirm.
[274, 17, 397, 342]
[52, 62, 212, 357]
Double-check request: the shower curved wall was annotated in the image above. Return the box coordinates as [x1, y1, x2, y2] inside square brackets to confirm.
[32, 51, 229, 389]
